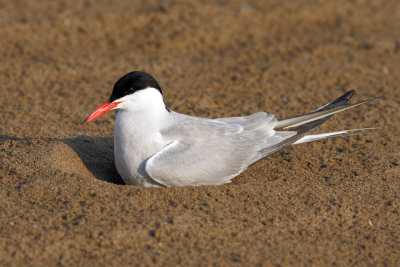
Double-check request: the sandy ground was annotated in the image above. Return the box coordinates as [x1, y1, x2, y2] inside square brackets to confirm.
[0, 0, 399, 265]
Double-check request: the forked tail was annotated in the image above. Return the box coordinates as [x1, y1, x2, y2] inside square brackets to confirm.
[274, 90, 379, 144]
[257, 91, 379, 159]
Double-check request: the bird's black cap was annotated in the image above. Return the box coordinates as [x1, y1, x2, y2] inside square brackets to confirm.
[109, 71, 162, 103]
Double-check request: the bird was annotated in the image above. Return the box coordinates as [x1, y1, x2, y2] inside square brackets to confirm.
[82, 71, 377, 187]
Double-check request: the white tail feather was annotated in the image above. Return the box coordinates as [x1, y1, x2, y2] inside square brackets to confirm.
[293, 128, 378, 144]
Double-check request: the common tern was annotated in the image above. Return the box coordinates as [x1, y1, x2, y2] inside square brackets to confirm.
[82, 71, 377, 187]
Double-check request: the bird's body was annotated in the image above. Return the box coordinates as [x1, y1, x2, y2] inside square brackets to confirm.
[82, 71, 377, 187]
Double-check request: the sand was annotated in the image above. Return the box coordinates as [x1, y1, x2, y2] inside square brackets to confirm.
[0, 0, 399, 265]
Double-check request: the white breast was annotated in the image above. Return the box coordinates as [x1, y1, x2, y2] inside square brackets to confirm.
[112, 88, 171, 186]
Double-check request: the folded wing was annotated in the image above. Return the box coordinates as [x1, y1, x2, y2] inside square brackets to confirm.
[145, 113, 286, 186]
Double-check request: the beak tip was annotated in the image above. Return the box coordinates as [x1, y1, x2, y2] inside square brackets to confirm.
[81, 117, 89, 126]
[80, 100, 117, 127]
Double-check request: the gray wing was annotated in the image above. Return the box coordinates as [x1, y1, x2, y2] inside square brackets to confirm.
[145, 113, 295, 186]
[215, 112, 273, 130]
[145, 91, 374, 186]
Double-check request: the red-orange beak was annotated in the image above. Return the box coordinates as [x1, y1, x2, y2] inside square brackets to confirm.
[81, 101, 122, 125]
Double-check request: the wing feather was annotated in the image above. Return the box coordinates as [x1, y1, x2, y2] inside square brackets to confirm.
[145, 113, 279, 186]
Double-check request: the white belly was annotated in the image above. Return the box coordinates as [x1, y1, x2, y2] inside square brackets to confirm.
[114, 110, 168, 186]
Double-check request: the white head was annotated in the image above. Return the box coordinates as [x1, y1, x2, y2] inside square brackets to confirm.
[82, 71, 168, 125]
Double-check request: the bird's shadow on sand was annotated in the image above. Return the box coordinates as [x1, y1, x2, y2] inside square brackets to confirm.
[62, 135, 124, 185]
[0, 134, 124, 185]
[0, 134, 20, 142]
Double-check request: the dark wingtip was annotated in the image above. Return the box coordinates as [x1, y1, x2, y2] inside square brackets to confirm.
[316, 90, 355, 111]
[342, 90, 355, 101]
[331, 90, 355, 105]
